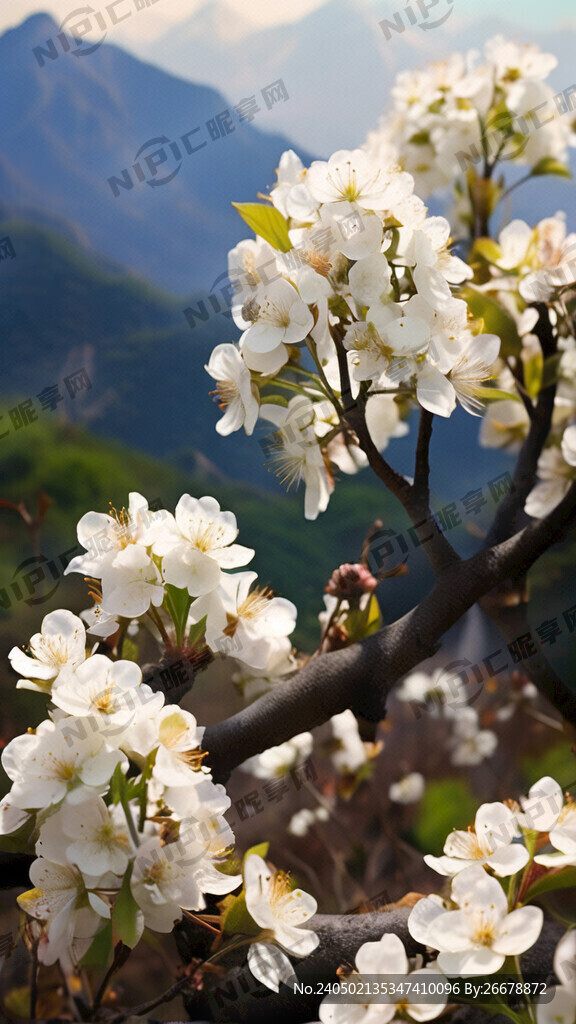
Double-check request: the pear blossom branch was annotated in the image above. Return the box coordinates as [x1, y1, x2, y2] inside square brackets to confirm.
[203, 481, 576, 781]
[179, 907, 563, 1024]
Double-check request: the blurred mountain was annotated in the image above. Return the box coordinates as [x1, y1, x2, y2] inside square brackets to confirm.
[0, 12, 313, 294]
[144, 0, 576, 173]
[0, 217, 515, 501]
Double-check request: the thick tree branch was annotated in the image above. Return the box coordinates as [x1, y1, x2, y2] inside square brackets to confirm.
[203, 482, 576, 780]
[180, 908, 563, 1024]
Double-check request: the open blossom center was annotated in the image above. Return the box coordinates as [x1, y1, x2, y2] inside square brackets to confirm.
[259, 298, 292, 329]
[51, 757, 76, 781]
[236, 586, 274, 622]
[188, 520, 230, 552]
[269, 869, 292, 906]
[108, 506, 137, 550]
[175, 748, 209, 772]
[214, 381, 238, 409]
[93, 686, 116, 713]
[471, 914, 498, 946]
[301, 247, 332, 276]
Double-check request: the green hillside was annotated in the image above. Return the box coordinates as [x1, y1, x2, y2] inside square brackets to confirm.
[0, 218, 267, 484]
[0, 417, 414, 656]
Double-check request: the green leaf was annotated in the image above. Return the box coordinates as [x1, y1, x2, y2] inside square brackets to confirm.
[473, 238, 503, 265]
[113, 864, 144, 949]
[164, 584, 192, 646]
[461, 287, 522, 358]
[243, 841, 270, 864]
[407, 130, 430, 146]
[121, 637, 139, 663]
[80, 920, 114, 967]
[344, 594, 382, 643]
[109, 761, 127, 806]
[259, 394, 289, 406]
[522, 350, 543, 398]
[525, 865, 576, 901]
[473, 386, 522, 403]
[231, 202, 292, 252]
[531, 157, 572, 179]
[188, 614, 208, 648]
[221, 891, 261, 937]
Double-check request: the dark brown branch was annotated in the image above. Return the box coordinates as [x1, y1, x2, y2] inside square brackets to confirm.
[330, 326, 459, 576]
[203, 482, 576, 781]
[413, 409, 434, 503]
[485, 302, 558, 549]
[180, 908, 563, 1024]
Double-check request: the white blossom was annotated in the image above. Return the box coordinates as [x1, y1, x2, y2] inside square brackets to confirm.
[206, 343, 260, 436]
[424, 802, 529, 877]
[8, 610, 86, 695]
[410, 865, 543, 975]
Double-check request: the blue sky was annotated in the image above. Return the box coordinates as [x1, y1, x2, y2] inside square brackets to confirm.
[2, 0, 574, 46]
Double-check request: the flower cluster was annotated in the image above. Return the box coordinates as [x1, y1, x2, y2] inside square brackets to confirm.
[472, 215, 576, 518]
[395, 670, 498, 767]
[206, 148, 503, 518]
[305, 777, 575, 1024]
[0, 491, 307, 972]
[365, 37, 575, 224]
[60, 491, 297, 676]
[2, 610, 240, 969]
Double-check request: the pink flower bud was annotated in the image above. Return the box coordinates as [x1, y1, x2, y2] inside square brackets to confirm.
[325, 563, 378, 598]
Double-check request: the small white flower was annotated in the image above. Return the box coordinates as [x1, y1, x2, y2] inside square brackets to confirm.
[270, 149, 319, 221]
[244, 853, 319, 958]
[261, 396, 334, 520]
[64, 492, 164, 580]
[389, 773, 425, 805]
[206, 343, 260, 437]
[306, 149, 412, 214]
[518, 776, 565, 832]
[236, 278, 314, 356]
[425, 802, 529, 877]
[51, 654, 142, 730]
[99, 543, 164, 618]
[18, 859, 110, 968]
[153, 494, 254, 596]
[329, 710, 367, 775]
[480, 400, 531, 451]
[36, 797, 133, 878]
[395, 670, 468, 716]
[129, 705, 206, 787]
[131, 830, 238, 932]
[411, 864, 543, 976]
[319, 932, 446, 1023]
[449, 708, 497, 766]
[288, 806, 330, 837]
[9, 610, 86, 695]
[525, 445, 576, 518]
[241, 732, 313, 779]
[2, 719, 125, 811]
[193, 569, 297, 670]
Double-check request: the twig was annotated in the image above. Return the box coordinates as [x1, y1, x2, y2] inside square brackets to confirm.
[105, 974, 190, 1024]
